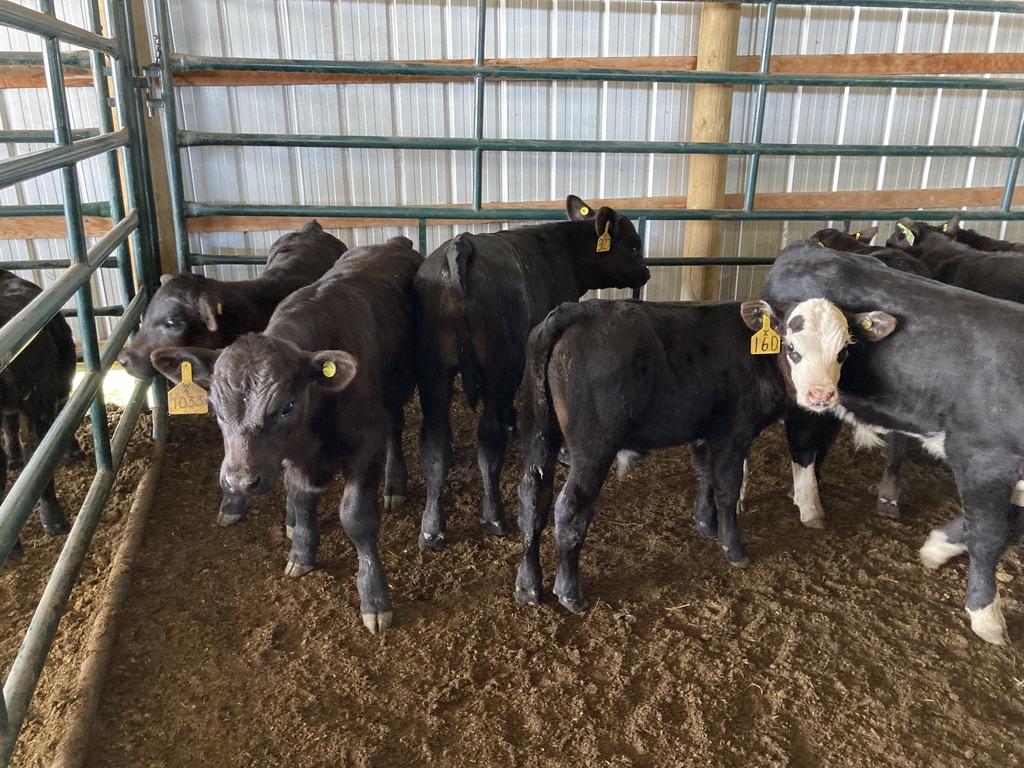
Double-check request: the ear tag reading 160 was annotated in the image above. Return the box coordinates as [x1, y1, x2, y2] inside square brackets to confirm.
[750, 314, 781, 356]
[596, 222, 612, 253]
[168, 360, 209, 415]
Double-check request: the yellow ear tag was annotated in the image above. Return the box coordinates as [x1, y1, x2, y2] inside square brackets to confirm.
[942, 222, 949, 232]
[854, 231, 861, 240]
[860, 318, 873, 330]
[579, 206, 590, 216]
[750, 314, 781, 356]
[216, 302, 223, 315]
[896, 222, 916, 246]
[322, 360, 337, 379]
[596, 222, 612, 253]
[168, 360, 209, 415]
[816, 241, 825, 248]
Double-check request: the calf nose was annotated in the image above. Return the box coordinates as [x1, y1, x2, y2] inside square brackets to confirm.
[807, 386, 837, 408]
[222, 469, 261, 493]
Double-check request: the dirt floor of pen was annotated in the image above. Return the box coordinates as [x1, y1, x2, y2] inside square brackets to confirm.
[7, 397, 1024, 768]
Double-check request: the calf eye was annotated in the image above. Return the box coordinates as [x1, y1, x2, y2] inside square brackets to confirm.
[280, 400, 295, 417]
[164, 317, 181, 329]
[837, 348, 849, 363]
[785, 342, 802, 364]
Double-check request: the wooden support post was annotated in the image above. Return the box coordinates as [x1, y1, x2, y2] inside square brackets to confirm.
[680, 3, 741, 300]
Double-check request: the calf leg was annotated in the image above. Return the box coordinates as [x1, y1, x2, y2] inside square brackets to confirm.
[25, 417, 69, 536]
[477, 397, 510, 537]
[691, 441, 718, 540]
[515, 446, 558, 605]
[552, 456, 613, 614]
[3, 413, 22, 470]
[418, 369, 455, 551]
[383, 405, 408, 511]
[920, 514, 969, 570]
[709, 440, 750, 567]
[876, 432, 910, 519]
[339, 459, 392, 634]
[283, 471, 321, 578]
[784, 409, 840, 528]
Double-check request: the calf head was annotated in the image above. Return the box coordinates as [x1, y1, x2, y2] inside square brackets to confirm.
[886, 217, 944, 250]
[566, 194, 650, 290]
[740, 298, 896, 412]
[810, 226, 879, 251]
[118, 273, 226, 379]
[151, 335, 357, 496]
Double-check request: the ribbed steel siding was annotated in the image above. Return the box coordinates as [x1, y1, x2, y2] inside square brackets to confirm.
[0, 0, 128, 341]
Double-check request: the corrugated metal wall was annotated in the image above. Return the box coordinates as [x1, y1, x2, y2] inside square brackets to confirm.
[2, 1, 1023, 330]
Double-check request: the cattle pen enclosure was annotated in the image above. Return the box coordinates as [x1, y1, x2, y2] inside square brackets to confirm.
[1, 1, 1024, 766]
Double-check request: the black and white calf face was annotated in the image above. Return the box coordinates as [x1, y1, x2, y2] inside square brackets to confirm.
[741, 298, 897, 412]
[151, 336, 358, 496]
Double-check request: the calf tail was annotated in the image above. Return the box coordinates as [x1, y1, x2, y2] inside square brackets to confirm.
[521, 304, 580, 473]
[443, 234, 482, 407]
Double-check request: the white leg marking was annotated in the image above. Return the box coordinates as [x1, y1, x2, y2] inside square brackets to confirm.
[738, 460, 749, 512]
[919, 432, 947, 460]
[919, 529, 968, 570]
[615, 450, 641, 480]
[791, 461, 825, 528]
[967, 594, 1008, 645]
[1012, 480, 1024, 507]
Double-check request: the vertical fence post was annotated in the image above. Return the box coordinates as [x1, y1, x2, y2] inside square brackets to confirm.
[471, 0, 486, 211]
[1001, 99, 1024, 211]
[417, 218, 427, 257]
[155, 0, 190, 272]
[742, 1, 777, 211]
[680, 2, 741, 301]
[633, 217, 648, 300]
[88, 0, 133, 308]
[40, 0, 112, 471]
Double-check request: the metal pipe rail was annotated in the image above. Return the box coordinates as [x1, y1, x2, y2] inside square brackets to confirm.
[0, 129, 98, 143]
[0, 0, 160, 763]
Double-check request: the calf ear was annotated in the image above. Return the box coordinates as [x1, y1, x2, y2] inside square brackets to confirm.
[851, 311, 897, 342]
[594, 206, 616, 239]
[197, 291, 220, 333]
[150, 346, 220, 387]
[566, 195, 596, 221]
[740, 300, 778, 332]
[889, 217, 920, 248]
[159, 273, 174, 287]
[943, 214, 961, 234]
[855, 225, 879, 243]
[309, 350, 358, 392]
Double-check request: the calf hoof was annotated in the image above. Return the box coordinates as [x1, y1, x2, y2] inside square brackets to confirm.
[876, 497, 901, 519]
[383, 494, 406, 511]
[967, 599, 1008, 645]
[801, 517, 825, 530]
[7, 458, 24, 471]
[555, 592, 589, 614]
[480, 519, 507, 537]
[728, 555, 750, 569]
[694, 519, 717, 540]
[285, 525, 294, 541]
[361, 610, 394, 635]
[557, 446, 571, 467]
[418, 531, 447, 552]
[284, 559, 314, 578]
[217, 511, 245, 527]
[514, 586, 542, 606]
[43, 519, 71, 537]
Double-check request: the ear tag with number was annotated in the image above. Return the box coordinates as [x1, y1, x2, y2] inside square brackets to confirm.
[896, 222, 916, 246]
[596, 222, 612, 253]
[322, 360, 337, 378]
[750, 314, 781, 356]
[168, 360, 209, 415]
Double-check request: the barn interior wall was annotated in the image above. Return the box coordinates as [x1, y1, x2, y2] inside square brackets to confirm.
[0, 0, 1022, 333]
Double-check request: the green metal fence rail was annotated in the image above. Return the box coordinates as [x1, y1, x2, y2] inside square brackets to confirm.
[153, 0, 1024, 277]
[0, 1, 161, 764]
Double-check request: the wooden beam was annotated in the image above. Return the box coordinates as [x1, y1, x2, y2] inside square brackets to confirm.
[2, 52, 1023, 90]
[681, 3, 741, 300]
[0, 216, 113, 239]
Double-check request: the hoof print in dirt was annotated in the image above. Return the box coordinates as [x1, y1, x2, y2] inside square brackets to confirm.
[284, 560, 314, 578]
[361, 610, 393, 635]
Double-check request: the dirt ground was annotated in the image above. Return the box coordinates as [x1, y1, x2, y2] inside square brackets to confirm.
[11, 395, 1024, 767]
[1, 408, 154, 768]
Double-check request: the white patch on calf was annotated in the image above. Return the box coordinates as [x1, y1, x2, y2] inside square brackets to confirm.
[1013, 480, 1024, 507]
[615, 449, 641, 479]
[833, 405, 887, 451]
[918, 432, 947, 460]
[790, 461, 825, 526]
[786, 299, 851, 411]
[919, 528, 967, 570]
[967, 594, 1008, 645]
[738, 460, 749, 512]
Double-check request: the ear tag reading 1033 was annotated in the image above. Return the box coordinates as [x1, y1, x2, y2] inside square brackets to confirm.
[168, 360, 209, 415]
[596, 222, 612, 253]
[750, 314, 781, 356]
